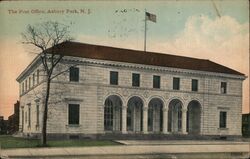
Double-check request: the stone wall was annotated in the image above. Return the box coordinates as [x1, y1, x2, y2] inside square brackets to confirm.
[19, 71, 45, 135]
[19, 57, 244, 137]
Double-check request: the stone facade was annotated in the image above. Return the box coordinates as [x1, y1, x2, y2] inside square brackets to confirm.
[17, 55, 245, 138]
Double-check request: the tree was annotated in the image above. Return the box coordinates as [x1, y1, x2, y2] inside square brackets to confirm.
[22, 21, 73, 146]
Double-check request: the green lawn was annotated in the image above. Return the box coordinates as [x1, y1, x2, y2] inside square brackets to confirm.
[0, 135, 120, 149]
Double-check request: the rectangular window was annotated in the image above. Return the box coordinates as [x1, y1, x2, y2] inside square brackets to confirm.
[68, 104, 79, 125]
[28, 105, 31, 127]
[221, 82, 227, 94]
[173, 77, 180, 90]
[219, 111, 227, 128]
[153, 75, 160, 88]
[132, 73, 140, 87]
[19, 84, 21, 95]
[33, 73, 35, 86]
[110, 71, 118, 85]
[25, 111, 27, 123]
[22, 82, 24, 94]
[36, 102, 39, 128]
[28, 77, 31, 89]
[69, 67, 79, 82]
[25, 80, 27, 91]
[21, 109, 24, 131]
[192, 79, 198, 91]
[37, 70, 39, 84]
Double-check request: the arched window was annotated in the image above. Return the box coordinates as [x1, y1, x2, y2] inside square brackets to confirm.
[148, 98, 163, 132]
[127, 96, 143, 132]
[104, 95, 122, 132]
[168, 99, 183, 133]
[104, 99, 113, 131]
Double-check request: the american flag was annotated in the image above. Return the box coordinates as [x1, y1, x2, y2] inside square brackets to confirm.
[146, 12, 156, 23]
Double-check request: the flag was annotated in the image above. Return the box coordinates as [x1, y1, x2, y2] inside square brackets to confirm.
[146, 12, 156, 23]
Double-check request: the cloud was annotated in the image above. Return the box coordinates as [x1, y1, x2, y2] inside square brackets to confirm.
[149, 15, 249, 113]
[150, 15, 248, 59]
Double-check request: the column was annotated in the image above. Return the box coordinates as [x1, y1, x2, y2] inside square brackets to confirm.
[182, 108, 188, 134]
[143, 107, 148, 134]
[163, 107, 169, 134]
[122, 106, 127, 134]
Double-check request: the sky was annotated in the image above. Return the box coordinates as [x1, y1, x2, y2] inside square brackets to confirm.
[0, 0, 249, 119]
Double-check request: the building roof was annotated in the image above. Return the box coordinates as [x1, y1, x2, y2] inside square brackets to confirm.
[47, 41, 244, 76]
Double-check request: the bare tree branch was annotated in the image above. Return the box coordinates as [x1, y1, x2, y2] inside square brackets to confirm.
[21, 21, 73, 146]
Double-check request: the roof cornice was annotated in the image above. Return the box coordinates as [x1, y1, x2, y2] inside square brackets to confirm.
[16, 55, 41, 82]
[63, 56, 246, 80]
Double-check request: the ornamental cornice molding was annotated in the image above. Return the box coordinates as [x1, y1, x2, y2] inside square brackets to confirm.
[17, 54, 246, 83]
[16, 55, 42, 82]
[63, 56, 246, 80]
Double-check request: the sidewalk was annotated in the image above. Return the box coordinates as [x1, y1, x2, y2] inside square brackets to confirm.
[116, 140, 250, 145]
[1, 140, 250, 158]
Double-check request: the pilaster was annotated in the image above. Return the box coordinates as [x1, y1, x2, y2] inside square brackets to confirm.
[143, 107, 148, 134]
[163, 107, 169, 134]
[182, 108, 188, 134]
[122, 106, 127, 134]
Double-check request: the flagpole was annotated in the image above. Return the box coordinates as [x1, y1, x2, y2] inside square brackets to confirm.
[144, 9, 147, 52]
